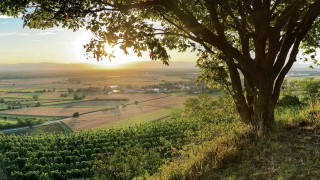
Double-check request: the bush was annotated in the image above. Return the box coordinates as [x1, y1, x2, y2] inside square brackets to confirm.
[73, 112, 80, 118]
[60, 93, 68, 97]
[35, 102, 41, 107]
[73, 93, 86, 100]
[33, 95, 39, 101]
[0, 117, 45, 130]
[277, 95, 302, 107]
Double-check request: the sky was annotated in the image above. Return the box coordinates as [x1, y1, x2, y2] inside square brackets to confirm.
[0, 17, 197, 66]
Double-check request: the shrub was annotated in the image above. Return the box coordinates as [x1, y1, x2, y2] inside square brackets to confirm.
[33, 95, 39, 101]
[73, 93, 86, 100]
[277, 95, 302, 107]
[60, 93, 68, 97]
[73, 112, 80, 118]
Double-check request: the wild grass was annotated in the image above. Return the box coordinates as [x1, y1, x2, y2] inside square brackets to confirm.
[151, 96, 320, 179]
[275, 101, 320, 127]
[208, 126, 320, 179]
[149, 121, 251, 180]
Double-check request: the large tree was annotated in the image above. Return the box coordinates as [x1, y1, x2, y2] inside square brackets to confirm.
[21, 0, 320, 132]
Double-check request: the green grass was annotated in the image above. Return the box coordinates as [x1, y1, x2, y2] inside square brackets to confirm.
[0, 115, 60, 131]
[0, 115, 20, 125]
[149, 121, 250, 180]
[0, 119, 16, 125]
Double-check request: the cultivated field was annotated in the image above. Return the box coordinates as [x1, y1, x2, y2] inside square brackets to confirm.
[0, 69, 202, 132]
[62, 95, 189, 131]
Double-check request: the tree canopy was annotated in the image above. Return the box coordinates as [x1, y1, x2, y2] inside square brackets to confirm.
[2, 0, 320, 132]
[0, 0, 29, 17]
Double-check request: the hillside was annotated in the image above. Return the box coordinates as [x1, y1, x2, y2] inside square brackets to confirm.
[0, 116, 245, 179]
[209, 126, 320, 179]
[0, 95, 245, 179]
[1, 93, 320, 179]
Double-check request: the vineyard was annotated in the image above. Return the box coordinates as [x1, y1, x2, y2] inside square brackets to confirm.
[0, 114, 240, 179]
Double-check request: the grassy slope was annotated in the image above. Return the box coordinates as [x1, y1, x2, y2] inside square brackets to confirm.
[209, 126, 320, 179]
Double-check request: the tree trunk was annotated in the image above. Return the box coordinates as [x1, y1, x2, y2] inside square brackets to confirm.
[235, 78, 277, 134]
[251, 93, 276, 133]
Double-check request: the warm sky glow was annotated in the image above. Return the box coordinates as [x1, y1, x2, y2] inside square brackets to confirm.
[0, 17, 197, 66]
[73, 30, 149, 67]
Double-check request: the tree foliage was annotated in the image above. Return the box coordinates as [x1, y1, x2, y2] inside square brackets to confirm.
[277, 95, 302, 108]
[0, 0, 29, 17]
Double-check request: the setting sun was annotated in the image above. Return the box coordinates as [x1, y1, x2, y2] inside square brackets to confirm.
[73, 30, 147, 67]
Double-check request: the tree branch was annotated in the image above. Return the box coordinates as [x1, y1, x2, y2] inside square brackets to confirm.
[226, 61, 251, 124]
[273, 42, 300, 101]
[273, 0, 306, 30]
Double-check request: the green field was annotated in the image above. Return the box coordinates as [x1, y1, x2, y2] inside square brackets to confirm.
[0, 115, 21, 125]
[0, 119, 16, 125]
[3, 122, 70, 136]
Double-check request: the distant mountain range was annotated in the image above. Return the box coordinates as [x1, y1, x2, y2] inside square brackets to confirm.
[0, 61, 198, 72]
[0, 61, 318, 72]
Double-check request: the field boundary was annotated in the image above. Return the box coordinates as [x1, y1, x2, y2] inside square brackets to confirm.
[59, 122, 74, 133]
[41, 99, 127, 107]
[153, 115, 170, 121]
[0, 114, 63, 118]
[140, 105, 174, 109]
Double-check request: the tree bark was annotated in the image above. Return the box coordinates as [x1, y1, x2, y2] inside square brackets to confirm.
[251, 91, 276, 133]
[233, 73, 277, 134]
[235, 93, 276, 133]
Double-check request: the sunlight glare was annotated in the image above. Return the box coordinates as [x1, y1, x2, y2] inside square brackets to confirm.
[73, 30, 147, 67]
